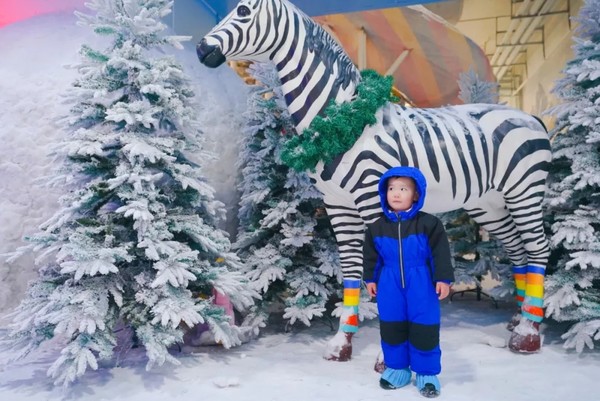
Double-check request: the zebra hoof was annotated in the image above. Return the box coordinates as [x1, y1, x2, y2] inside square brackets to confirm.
[374, 350, 386, 373]
[374, 360, 386, 373]
[506, 311, 522, 332]
[323, 332, 353, 361]
[508, 319, 541, 353]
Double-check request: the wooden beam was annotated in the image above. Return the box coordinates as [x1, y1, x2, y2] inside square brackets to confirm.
[385, 49, 411, 76]
[358, 28, 367, 70]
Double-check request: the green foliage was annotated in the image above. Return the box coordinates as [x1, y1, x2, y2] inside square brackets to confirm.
[280, 70, 397, 172]
[80, 44, 109, 63]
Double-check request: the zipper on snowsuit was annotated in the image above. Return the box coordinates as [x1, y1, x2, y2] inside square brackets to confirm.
[397, 216, 405, 288]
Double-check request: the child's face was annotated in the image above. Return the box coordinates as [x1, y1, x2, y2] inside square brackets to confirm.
[386, 177, 418, 212]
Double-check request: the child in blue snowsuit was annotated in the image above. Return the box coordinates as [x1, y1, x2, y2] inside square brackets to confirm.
[363, 166, 454, 398]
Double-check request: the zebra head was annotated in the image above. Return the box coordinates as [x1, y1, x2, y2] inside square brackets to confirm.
[197, 0, 295, 68]
[197, 0, 359, 131]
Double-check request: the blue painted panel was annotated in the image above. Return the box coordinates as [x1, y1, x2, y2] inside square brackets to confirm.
[289, 0, 448, 16]
[199, 0, 448, 20]
[196, 0, 229, 21]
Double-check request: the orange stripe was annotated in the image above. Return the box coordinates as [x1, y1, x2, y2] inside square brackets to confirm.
[522, 305, 544, 317]
[345, 314, 359, 326]
[526, 273, 545, 285]
[516, 295, 524, 302]
[344, 288, 360, 297]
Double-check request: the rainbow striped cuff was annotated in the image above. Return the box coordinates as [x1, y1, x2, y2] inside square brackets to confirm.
[343, 279, 361, 307]
[341, 280, 360, 333]
[522, 265, 545, 323]
[512, 265, 527, 306]
[341, 322, 359, 332]
[341, 305, 359, 333]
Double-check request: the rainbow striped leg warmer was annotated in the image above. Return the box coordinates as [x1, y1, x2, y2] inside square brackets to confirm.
[522, 265, 545, 323]
[512, 265, 527, 308]
[341, 279, 360, 333]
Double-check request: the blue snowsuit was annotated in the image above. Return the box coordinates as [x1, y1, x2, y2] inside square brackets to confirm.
[363, 167, 454, 375]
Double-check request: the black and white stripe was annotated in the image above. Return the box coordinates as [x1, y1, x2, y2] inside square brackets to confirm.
[201, 0, 359, 131]
[199, 0, 551, 280]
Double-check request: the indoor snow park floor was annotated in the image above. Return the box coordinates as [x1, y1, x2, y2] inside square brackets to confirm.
[1, 293, 598, 401]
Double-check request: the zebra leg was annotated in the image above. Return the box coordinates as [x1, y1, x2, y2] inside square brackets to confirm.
[464, 191, 528, 318]
[464, 192, 531, 336]
[322, 201, 366, 361]
[502, 184, 549, 353]
[506, 195, 550, 353]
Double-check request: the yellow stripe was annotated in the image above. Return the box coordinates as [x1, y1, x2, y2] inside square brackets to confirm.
[344, 296, 360, 306]
[514, 273, 526, 291]
[526, 284, 544, 299]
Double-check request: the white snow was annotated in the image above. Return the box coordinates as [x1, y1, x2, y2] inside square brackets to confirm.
[1, 7, 600, 401]
[1, 299, 599, 400]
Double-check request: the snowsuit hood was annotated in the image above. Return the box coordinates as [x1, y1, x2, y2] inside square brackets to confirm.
[378, 166, 427, 222]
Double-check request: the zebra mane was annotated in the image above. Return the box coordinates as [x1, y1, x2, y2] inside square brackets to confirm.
[300, 14, 360, 90]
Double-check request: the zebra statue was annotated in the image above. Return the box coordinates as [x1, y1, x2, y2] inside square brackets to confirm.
[197, 0, 551, 357]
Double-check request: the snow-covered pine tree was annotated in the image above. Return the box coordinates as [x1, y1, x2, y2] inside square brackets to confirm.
[458, 67, 500, 105]
[544, 0, 600, 352]
[444, 210, 514, 300]
[1, 0, 254, 386]
[235, 63, 375, 333]
[444, 70, 512, 300]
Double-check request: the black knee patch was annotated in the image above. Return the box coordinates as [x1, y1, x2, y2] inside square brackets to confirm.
[408, 323, 440, 351]
[380, 320, 408, 345]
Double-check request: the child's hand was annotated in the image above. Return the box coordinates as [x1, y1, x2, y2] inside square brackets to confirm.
[436, 282, 450, 300]
[366, 282, 377, 298]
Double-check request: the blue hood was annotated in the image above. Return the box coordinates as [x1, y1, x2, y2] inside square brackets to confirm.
[378, 166, 427, 222]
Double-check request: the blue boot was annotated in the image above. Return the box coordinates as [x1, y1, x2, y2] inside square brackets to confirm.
[379, 367, 411, 390]
[415, 374, 440, 398]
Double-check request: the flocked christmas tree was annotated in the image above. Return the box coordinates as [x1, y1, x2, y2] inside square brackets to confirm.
[446, 69, 513, 300]
[1, 0, 254, 386]
[234, 63, 376, 333]
[544, 0, 600, 351]
[458, 67, 500, 105]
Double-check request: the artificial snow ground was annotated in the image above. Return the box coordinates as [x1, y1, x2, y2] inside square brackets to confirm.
[1, 296, 599, 401]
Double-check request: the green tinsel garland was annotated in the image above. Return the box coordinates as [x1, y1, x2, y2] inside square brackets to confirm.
[280, 69, 397, 172]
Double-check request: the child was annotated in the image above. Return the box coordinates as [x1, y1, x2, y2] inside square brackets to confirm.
[363, 166, 454, 398]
